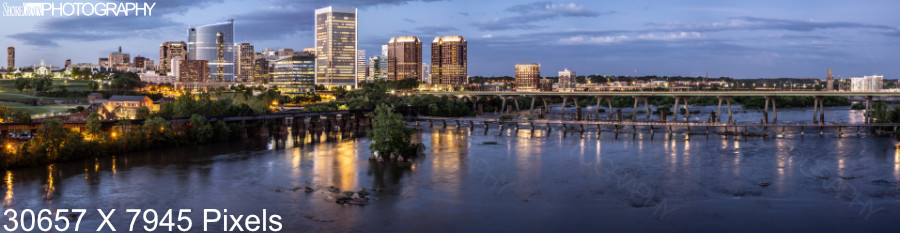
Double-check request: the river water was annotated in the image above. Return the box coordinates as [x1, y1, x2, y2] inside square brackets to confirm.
[2, 106, 899, 232]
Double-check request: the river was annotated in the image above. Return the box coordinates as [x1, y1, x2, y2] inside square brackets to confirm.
[1, 106, 899, 232]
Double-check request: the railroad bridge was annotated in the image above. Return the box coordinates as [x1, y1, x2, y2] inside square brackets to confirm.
[399, 91, 896, 124]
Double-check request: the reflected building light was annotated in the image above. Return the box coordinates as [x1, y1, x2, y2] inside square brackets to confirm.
[112, 156, 117, 175]
[894, 143, 900, 181]
[3, 171, 12, 206]
[44, 164, 56, 201]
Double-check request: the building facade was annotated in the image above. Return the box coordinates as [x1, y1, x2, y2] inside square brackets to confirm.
[105, 95, 153, 119]
[827, 68, 834, 91]
[315, 6, 358, 89]
[850, 75, 883, 92]
[188, 20, 234, 82]
[431, 36, 467, 89]
[6, 46, 13, 71]
[158, 41, 187, 75]
[234, 43, 255, 82]
[272, 54, 316, 96]
[252, 58, 270, 83]
[387, 36, 422, 81]
[368, 56, 387, 80]
[558, 68, 576, 92]
[515, 63, 540, 92]
[178, 60, 209, 82]
[357, 50, 367, 83]
[109, 46, 130, 71]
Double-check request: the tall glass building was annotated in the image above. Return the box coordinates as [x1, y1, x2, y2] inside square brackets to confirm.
[188, 19, 234, 82]
[315, 6, 358, 89]
[272, 54, 316, 96]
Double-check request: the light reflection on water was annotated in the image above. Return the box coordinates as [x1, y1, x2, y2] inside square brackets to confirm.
[0, 109, 898, 232]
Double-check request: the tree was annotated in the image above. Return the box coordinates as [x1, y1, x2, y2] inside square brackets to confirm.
[367, 103, 421, 157]
[88, 81, 100, 92]
[14, 77, 29, 92]
[86, 112, 102, 137]
[135, 107, 151, 119]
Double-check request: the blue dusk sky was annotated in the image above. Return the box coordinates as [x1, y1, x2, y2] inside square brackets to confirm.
[0, 0, 898, 78]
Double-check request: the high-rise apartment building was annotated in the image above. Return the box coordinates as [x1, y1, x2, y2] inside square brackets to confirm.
[315, 6, 358, 88]
[515, 63, 540, 92]
[431, 36, 467, 88]
[188, 19, 234, 81]
[64, 59, 72, 70]
[6, 46, 13, 71]
[158, 41, 187, 75]
[558, 68, 576, 92]
[235, 43, 255, 82]
[179, 60, 209, 82]
[272, 54, 316, 96]
[387, 36, 422, 81]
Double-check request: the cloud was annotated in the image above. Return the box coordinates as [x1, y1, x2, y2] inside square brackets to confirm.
[8, 17, 180, 46]
[473, 1, 612, 31]
[6, 0, 220, 47]
[556, 32, 704, 45]
[649, 17, 898, 33]
[398, 25, 459, 38]
[403, 18, 417, 23]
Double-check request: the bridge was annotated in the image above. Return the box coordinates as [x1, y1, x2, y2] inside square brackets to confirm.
[400, 91, 900, 125]
[407, 116, 900, 137]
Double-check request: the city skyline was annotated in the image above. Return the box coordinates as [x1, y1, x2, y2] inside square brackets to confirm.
[1, 0, 899, 78]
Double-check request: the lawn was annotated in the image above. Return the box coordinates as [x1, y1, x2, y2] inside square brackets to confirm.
[0, 79, 95, 101]
[0, 101, 85, 116]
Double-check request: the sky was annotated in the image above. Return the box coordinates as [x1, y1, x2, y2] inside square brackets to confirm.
[1, 0, 898, 79]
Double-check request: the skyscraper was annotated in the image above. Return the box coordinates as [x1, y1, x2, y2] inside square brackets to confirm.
[387, 36, 423, 81]
[272, 54, 316, 96]
[515, 63, 540, 92]
[315, 6, 358, 88]
[431, 36, 467, 89]
[827, 68, 834, 91]
[64, 59, 72, 70]
[188, 19, 234, 82]
[357, 50, 367, 83]
[235, 43, 255, 82]
[6, 47, 13, 71]
[558, 68, 576, 92]
[159, 41, 187, 75]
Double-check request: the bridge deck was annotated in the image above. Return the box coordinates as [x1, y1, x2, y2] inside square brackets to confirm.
[408, 116, 900, 128]
[410, 91, 900, 97]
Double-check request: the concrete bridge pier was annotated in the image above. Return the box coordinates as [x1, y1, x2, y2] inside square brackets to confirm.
[763, 96, 777, 124]
[632, 96, 650, 121]
[572, 97, 581, 120]
[716, 96, 733, 123]
[673, 96, 690, 122]
[865, 96, 874, 124]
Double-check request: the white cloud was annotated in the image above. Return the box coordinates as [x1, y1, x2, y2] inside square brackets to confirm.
[557, 32, 702, 45]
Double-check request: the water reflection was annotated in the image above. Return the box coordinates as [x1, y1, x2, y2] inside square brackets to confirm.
[0, 113, 896, 232]
[429, 129, 467, 197]
[3, 171, 12, 206]
[43, 164, 55, 201]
